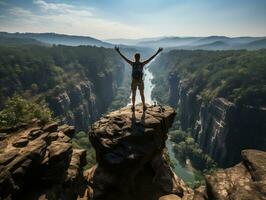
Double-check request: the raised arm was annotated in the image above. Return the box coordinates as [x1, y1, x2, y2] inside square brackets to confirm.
[142, 48, 163, 65]
[115, 46, 133, 65]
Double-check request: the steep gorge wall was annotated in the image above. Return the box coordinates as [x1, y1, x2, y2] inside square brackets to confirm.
[169, 76, 266, 167]
[0, 45, 125, 132]
[46, 65, 124, 132]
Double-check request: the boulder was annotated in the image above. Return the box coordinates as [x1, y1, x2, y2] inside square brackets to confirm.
[12, 138, 28, 147]
[43, 122, 58, 133]
[28, 129, 43, 140]
[58, 124, 75, 138]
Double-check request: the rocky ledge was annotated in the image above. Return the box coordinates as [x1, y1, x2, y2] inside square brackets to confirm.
[0, 121, 87, 200]
[85, 104, 193, 200]
[195, 149, 266, 200]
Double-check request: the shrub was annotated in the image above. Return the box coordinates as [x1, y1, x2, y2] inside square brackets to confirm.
[0, 94, 53, 128]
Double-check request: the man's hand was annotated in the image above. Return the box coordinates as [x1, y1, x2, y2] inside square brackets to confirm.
[158, 47, 163, 53]
[115, 46, 120, 52]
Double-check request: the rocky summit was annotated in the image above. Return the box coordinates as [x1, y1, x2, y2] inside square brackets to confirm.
[0, 121, 87, 200]
[86, 104, 193, 200]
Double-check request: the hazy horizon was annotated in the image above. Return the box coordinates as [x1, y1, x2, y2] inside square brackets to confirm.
[1, 31, 266, 42]
[0, 0, 266, 39]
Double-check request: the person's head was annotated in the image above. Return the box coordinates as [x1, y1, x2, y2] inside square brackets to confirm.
[134, 53, 140, 62]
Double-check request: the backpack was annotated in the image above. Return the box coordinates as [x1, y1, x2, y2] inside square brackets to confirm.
[132, 62, 143, 79]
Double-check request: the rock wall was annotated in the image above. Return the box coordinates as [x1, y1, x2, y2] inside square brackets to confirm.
[47, 65, 124, 132]
[0, 121, 87, 200]
[85, 104, 194, 200]
[170, 78, 266, 167]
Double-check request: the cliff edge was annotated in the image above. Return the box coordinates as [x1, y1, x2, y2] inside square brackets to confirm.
[0, 122, 87, 199]
[85, 104, 193, 200]
[1, 105, 265, 200]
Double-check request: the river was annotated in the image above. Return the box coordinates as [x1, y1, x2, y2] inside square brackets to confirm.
[128, 64, 195, 183]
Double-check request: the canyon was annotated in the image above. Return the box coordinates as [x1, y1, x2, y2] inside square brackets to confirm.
[0, 45, 125, 131]
[1, 105, 265, 200]
[151, 50, 266, 167]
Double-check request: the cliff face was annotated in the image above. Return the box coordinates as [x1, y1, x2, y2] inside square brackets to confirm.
[0, 121, 87, 200]
[46, 66, 124, 132]
[85, 104, 193, 200]
[171, 78, 266, 167]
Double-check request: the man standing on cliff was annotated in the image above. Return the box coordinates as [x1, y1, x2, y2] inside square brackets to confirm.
[115, 46, 163, 112]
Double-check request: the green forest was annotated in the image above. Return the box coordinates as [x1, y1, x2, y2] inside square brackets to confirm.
[151, 49, 266, 107]
[0, 44, 123, 106]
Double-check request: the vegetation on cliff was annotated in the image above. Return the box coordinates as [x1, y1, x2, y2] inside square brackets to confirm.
[0, 44, 123, 106]
[151, 49, 266, 107]
[0, 95, 52, 128]
[170, 129, 217, 171]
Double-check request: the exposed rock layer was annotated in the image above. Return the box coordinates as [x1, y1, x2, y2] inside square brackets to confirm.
[0, 121, 87, 200]
[47, 65, 124, 132]
[86, 104, 194, 200]
[170, 77, 266, 167]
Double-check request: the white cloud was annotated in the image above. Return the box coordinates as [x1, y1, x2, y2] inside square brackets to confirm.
[33, 0, 93, 17]
[33, 0, 73, 11]
[8, 7, 34, 17]
[0, 1, 156, 39]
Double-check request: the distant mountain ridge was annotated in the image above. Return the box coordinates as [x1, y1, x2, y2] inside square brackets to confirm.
[1, 32, 265, 50]
[108, 35, 266, 50]
[0, 32, 113, 47]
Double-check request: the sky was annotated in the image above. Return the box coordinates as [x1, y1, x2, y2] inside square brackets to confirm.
[0, 0, 266, 39]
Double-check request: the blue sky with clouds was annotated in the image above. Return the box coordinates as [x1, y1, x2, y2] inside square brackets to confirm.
[0, 0, 265, 39]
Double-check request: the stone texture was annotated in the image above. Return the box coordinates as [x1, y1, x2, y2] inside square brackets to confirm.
[28, 128, 43, 140]
[43, 122, 58, 133]
[241, 149, 266, 181]
[0, 122, 87, 200]
[172, 76, 266, 167]
[159, 194, 182, 200]
[58, 124, 75, 138]
[86, 104, 193, 200]
[204, 149, 266, 200]
[12, 138, 29, 147]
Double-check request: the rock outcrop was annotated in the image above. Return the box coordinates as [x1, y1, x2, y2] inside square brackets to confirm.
[0, 121, 87, 200]
[85, 104, 193, 200]
[195, 149, 266, 200]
